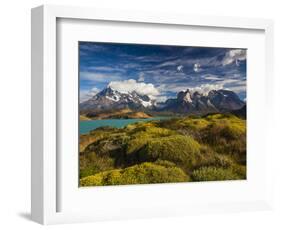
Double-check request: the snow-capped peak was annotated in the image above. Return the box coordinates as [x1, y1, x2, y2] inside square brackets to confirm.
[80, 86, 155, 111]
[183, 91, 192, 103]
[139, 99, 152, 107]
[106, 95, 120, 102]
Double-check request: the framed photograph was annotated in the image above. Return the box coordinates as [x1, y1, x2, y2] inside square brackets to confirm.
[31, 5, 274, 225]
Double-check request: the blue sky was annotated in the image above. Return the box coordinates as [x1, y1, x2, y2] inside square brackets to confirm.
[79, 42, 246, 102]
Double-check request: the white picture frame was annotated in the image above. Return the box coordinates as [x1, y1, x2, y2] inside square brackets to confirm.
[31, 5, 274, 225]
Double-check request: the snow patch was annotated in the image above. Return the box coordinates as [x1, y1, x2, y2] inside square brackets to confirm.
[140, 99, 152, 107]
[184, 92, 193, 103]
[106, 96, 119, 102]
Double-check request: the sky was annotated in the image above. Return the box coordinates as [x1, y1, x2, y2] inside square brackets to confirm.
[79, 42, 246, 103]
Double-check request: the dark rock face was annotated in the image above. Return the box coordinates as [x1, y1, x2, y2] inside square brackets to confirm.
[208, 90, 245, 111]
[231, 105, 246, 119]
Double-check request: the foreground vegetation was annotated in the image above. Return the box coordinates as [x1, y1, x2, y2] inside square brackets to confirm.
[79, 113, 246, 186]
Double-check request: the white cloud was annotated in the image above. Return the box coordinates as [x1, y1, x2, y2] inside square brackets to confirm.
[193, 63, 201, 72]
[155, 95, 168, 102]
[219, 78, 241, 85]
[156, 55, 220, 69]
[80, 71, 122, 83]
[80, 44, 106, 52]
[89, 87, 100, 95]
[157, 83, 224, 97]
[189, 84, 223, 95]
[222, 49, 246, 66]
[138, 73, 145, 82]
[235, 59, 240, 66]
[87, 66, 125, 73]
[224, 85, 246, 94]
[80, 91, 90, 102]
[108, 79, 160, 98]
[80, 87, 100, 102]
[157, 72, 246, 98]
[177, 65, 184, 72]
[204, 74, 221, 80]
[218, 77, 246, 93]
[157, 84, 188, 94]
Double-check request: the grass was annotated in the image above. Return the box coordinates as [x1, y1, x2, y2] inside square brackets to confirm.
[79, 113, 246, 186]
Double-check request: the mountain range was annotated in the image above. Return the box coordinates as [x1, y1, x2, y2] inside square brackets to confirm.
[161, 88, 245, 114]
[80, 86, 245, 116]
[80, 87, 156, 111]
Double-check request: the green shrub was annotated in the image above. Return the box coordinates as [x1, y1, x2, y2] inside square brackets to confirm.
[191, 166, 243, 181]
[200, 117, 246, 163]
[79, 152, 114, 178]
[195, 146, 235, 169]
[79, 113, 246, 184]
[212, 154, 234, 168]
[126, 126, 176, 155]
[80, 162, 189, 186]
[80, 127, 125, 152]
[80, 173, 104, 186]
[125, 120, 157, 130]
[203, 122, 245, 143]
[153, 159, 177, 168]
[177, 117, 209, 130]
[82, 132, 131, 167]
[230, 164, 246, 179]
[138, 135, 202, 172]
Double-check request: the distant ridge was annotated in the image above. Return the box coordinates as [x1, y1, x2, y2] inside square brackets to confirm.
[80, 87, 245, 116]
[158, 89, 245, 115]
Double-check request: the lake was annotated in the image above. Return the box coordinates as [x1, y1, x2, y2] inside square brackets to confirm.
[80, 117, 171, 134]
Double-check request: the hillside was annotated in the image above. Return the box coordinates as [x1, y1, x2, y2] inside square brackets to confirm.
[79, 113, 246, 186]
[231, 105, 246, 119]
[81, 108, 152, 120]
[79, 115, 91, 121]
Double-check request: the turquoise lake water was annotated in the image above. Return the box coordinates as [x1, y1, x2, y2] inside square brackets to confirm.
[80, 117, 171, 134]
